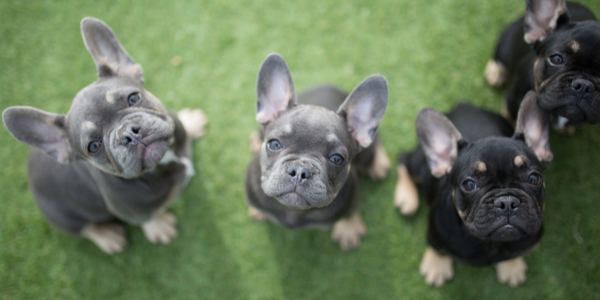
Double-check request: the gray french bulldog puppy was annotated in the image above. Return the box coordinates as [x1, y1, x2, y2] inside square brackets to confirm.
[245, 53, 388, 250]
[2, 17, 207, 254]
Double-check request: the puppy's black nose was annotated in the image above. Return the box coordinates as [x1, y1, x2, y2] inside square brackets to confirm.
[494, 197, 520, 213]
[288, 166, 310, 184]
[571, 79, 596, 94]
[121, 124, 142, 145]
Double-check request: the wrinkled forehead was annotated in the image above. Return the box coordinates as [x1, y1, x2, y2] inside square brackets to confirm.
[68, 77, 142, 119]
[548, 22, 600, 56]
[72, 77, 143, 108]
[265, 105, 354, 149]
[457, 138, 541, 175]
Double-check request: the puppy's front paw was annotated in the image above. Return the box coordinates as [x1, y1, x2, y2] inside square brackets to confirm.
[419, 246, 453, 287]
[394, 164, 419, 215]
[484, 59, 508, 88]
[496, 256, 527, 287]
[331, 213, 366, 251]
[178, 108, 208, 140]
[367, 141, 391, 181]
[142, 211, 178, 244]
[248, 206, 268, 222]
[81, 222, 128, 255]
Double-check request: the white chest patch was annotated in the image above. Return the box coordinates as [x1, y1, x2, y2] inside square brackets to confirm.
[159, 150, 196, 184]
[553, 116, 570, 129]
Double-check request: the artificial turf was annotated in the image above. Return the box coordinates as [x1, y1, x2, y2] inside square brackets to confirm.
[1, 0, 599, 299]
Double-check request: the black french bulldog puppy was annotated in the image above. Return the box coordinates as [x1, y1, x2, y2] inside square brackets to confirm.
[245, 53, 389, 250]
[394, 92, 553, 287]
[485, 0, 600, 130]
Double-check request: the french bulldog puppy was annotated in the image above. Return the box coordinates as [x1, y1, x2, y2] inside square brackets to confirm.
[245, 53, 389, 250]
[394, 92, 553, 287]
[2, 18, 207, 254]
[485, 0, 600, 130]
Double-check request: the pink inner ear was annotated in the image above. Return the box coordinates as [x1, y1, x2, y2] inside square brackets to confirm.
[256, 76, 292, 123]
[119, 63, 143, 79]
[428, 133, 456, 177]
[347, 96, 377, 148]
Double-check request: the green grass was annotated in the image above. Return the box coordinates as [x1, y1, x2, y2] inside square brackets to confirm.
[1, 0, 599, 299]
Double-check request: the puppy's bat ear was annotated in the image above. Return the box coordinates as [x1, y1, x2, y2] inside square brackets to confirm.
[524, 0, 569, 44]
[255, 53, 297, 124]
[2, 107, 74, 164]
[81, 17, 144, 83]
[416, 108, 463, 178]
[337, 75, 388, 149]
[514, 91, 553, 163]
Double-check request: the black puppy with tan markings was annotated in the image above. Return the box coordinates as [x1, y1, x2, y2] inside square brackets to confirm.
[2, 18, 207, 254]
[485, 0, 600, 131]
[245, 53, 389, 250]
[394, 92, 553, 287]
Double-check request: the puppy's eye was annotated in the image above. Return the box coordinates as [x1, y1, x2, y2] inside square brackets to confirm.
[548, 54, 564, 66]
[329, 154, 345, 165]
[462, 180, 478, 191]
[127, 93, 141, 106]
[527, 174, 541, 185]
[267, 139, 283, 151]
[88, 141, 102, 153]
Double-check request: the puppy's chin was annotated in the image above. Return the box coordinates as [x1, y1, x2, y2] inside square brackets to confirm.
[485, 225, 526, 242]
[554, 105, 585, 122]
[143, 140, 170, 169]
[275, 192, 314, 210]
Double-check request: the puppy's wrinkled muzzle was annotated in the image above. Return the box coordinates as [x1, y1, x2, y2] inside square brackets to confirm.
[262, 158, 332, 210]
[466, 190, 543, 242]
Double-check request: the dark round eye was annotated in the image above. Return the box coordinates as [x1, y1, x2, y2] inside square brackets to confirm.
[462, 180, 478, 191]
[267, 139, 283, 151]
[548, 54, 564, 66]
[88, 141, 102, 153]
[128, 93, 141, 106]
[329, 154, 345, 165]
[527, 174, 541, 185]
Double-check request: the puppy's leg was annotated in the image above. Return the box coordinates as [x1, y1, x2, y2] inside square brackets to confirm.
[419, 246, 454, 287]
[394, 164, 419, 215]
[249, 131, 262, 154]
[484, 59, 509, 88]
[81, 222, 127, 254]
[142, 211, 178, 244]
[331, 212, 367, 251]
[495, 256, 527, 287]
[366, 140, 391, 181]
[177, 108, 208, 140]
[247, 205, 268, 222]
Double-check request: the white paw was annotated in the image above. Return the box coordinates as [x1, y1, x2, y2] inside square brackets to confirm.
[249, 131, 262, 154]
[81, 222, 128, 255]
[142, 211, 178, 244]
[394, 164, 419, 215]
[248, 206, 268, 222]
[419, 246, 454, 287]
[484, 59, 508, 88]
[331, 213, 367, 251]
[496, 256, 528, 287]
[367, 142, 391, 181]
[178, 108, 208, 140]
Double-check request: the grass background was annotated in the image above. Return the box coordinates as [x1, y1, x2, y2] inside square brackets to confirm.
[1, 0, 599, 299]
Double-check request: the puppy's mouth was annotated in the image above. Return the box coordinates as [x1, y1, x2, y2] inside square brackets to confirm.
[485, 223, 526, 242]
[277, 192, 313, 210]
[271, 184, 331, 210]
